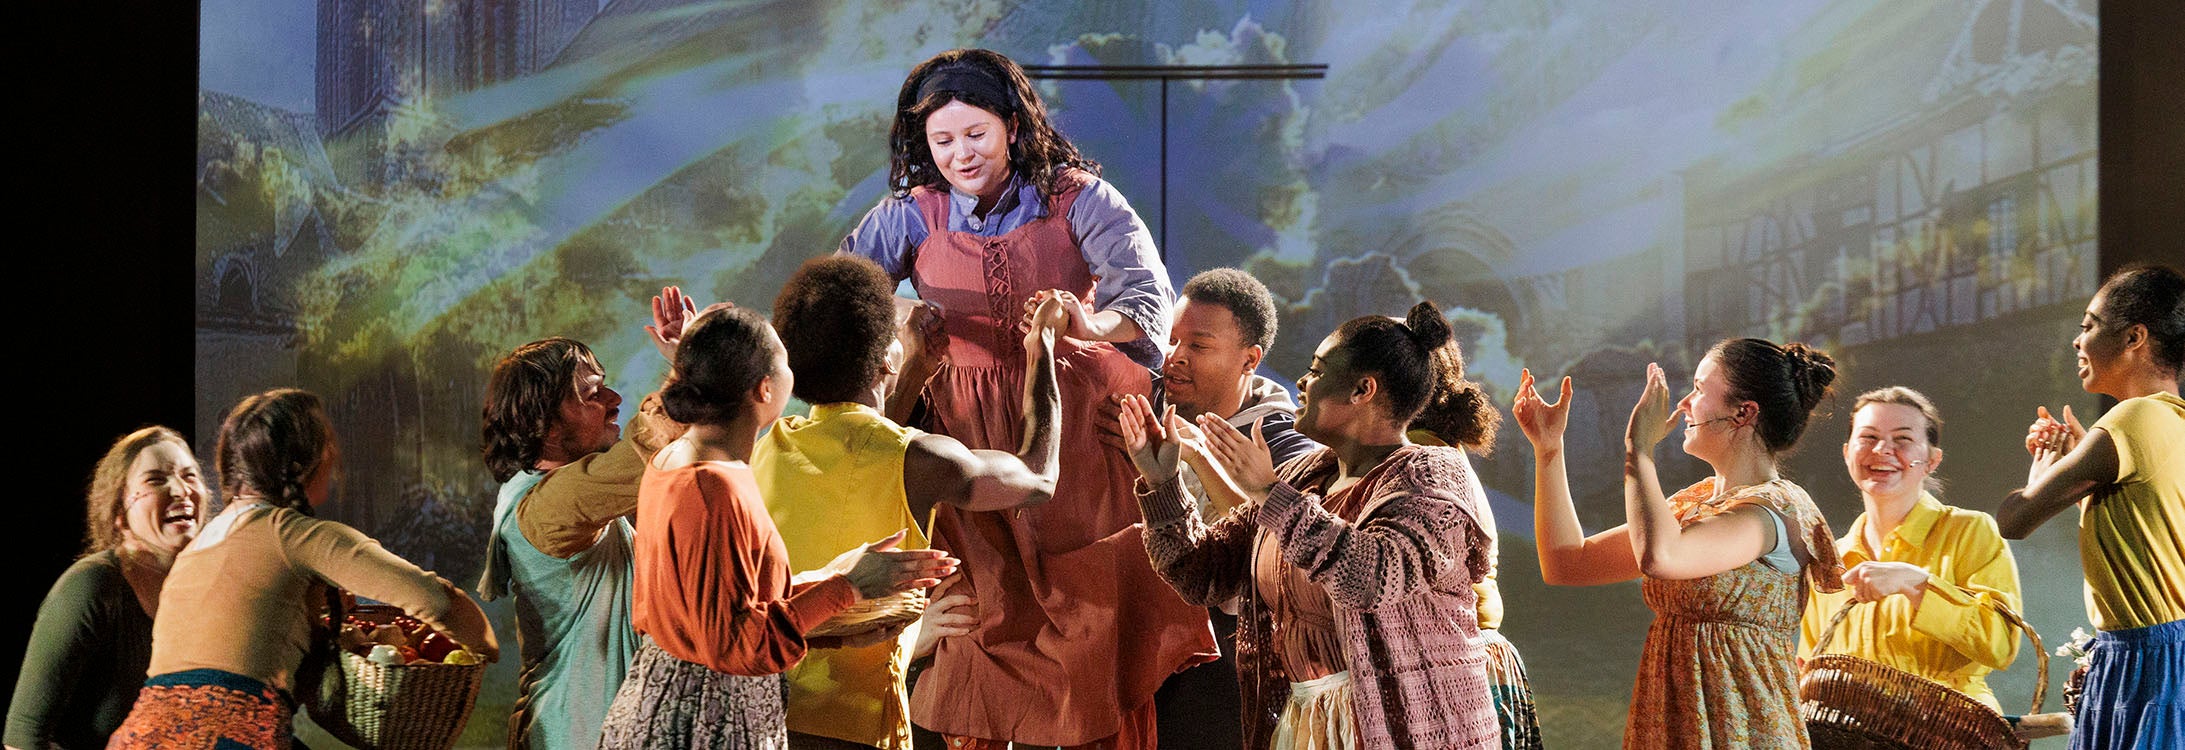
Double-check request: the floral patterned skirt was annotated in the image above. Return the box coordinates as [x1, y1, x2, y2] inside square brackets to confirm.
[598, 638, 788, 750]
[107, 669, 293, 750]
[1482, 629, 1543, 750]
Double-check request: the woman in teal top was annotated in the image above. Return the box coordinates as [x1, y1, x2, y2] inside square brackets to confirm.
[6, 427, 207, 750]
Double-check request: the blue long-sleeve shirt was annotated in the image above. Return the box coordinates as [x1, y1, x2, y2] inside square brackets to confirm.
[839, 173, 1173, 368]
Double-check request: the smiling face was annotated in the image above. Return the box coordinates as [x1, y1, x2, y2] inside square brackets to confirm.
[1294, 333, 1360, 442]
[1676, 353, 1751, 462]
[1843, 401, 1939, 501]
[550, 355, 622, 460]
[1163, 299, 1261, 418]
[118, 440, 207, 554]
[2074, 291, 2134, 398]
[924, 99, 1015, 206]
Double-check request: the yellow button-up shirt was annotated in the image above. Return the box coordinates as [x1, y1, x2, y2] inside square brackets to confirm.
[1798, 492, 2024, 710]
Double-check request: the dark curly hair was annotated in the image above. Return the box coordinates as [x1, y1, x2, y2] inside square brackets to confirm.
[888, 48, 1100, 203]
[482, 338, 597, 483]
[1413, 337, 1502, 456]
[2094, 263, 2185, 375]
[215, 388, 335, 513]
[661, 306, 780, 426]
[775, 256, 896, 405]
[1331, 301, 1458, 428]
[1709, 337, 1837, 454]
[82, 426, 195, 554]
[1180, 268, 1278, 350]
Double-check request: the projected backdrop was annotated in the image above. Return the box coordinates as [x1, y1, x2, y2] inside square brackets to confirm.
[198, 1, 2098, 747]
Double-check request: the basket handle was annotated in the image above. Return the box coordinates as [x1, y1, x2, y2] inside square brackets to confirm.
[1810, 594, 2048, 715]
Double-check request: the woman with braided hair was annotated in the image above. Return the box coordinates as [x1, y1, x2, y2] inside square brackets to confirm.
[108, 389, 499, 750]
[1515, 338, 1845, 748]
[1125, 301, 1502, 749]
[839, 48, 1212, 748]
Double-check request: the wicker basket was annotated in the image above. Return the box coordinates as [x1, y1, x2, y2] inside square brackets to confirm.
[1799, 598, 2047, 750]
[807, 589, 927, 638]
[303, 601, 486, 750]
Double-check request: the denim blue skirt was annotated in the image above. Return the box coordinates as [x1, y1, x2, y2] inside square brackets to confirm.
[2072, 618, 2185, 750]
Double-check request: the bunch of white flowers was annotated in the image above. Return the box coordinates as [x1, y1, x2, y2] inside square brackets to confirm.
[2053, 626, 2096, 667]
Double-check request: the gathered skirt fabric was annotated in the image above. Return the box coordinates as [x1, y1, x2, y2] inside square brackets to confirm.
[598, 638, 788, 750]
[1269, 671, 1358, 750]
[107, 669, 293, 750]
[2072, 618, 2185, 750]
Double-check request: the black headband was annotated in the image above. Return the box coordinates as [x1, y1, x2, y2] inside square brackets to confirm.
[915, 64, 1014, 110]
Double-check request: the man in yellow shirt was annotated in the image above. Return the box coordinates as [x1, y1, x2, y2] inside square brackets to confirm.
[753, 256, 1064, 750]
[2001, 264, 2184, 749]
[1799, 387, 2023, 710]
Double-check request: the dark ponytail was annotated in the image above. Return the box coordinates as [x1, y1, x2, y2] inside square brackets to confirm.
[215, 388, 335, 513]
[1710, 337, 1837, 453]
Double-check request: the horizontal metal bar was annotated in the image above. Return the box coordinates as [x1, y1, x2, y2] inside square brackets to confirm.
[1023, 64, 1326, 73]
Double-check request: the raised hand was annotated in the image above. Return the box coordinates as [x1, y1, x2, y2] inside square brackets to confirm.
[1512, 368, 1574, 449]
[1114, 394, 1179, 481]
[825, 529, 961, 600]
[645, 286, 699, 362]
[1625, 362, 1681, 454]
[1195, 414, 1276, 504]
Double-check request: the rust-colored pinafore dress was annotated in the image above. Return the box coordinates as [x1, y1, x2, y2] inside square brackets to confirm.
[903, 172, 1218, 747]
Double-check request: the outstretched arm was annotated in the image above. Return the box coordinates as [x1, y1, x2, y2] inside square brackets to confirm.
[901, 295, 1064, 517]
[1514, 369, 1642, 586]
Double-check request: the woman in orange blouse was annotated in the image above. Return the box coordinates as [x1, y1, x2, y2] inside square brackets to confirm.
[597, 304, 958, 750]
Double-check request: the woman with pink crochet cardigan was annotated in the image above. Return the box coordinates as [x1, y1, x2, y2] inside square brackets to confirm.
[1122, 301, 1500, 750]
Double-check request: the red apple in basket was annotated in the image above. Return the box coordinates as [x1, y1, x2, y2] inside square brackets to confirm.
[416, 631, 459, 663]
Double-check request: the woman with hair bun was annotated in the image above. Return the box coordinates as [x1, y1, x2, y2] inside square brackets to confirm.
[839, 48, 1211, 749]
[1124, 300, 1501, 749]
[108, 390, 499, 750]
[1514, 338, 1844, 748]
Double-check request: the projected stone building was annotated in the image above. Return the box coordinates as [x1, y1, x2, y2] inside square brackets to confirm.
[1680, 0, 2097, 354]
[315, 0, 598, 187]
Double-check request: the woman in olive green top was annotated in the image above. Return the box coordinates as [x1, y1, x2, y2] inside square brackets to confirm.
[6, 426, 207, 750]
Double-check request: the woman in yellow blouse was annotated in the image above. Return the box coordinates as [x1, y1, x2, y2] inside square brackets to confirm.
[2000, 264, 2184, 749]
[1798, 387, 2023, 709]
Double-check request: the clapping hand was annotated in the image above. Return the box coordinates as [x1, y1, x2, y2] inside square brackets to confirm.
[1625, 362, 1682, 454]
[2024, 405, 2085, 457]
[1512, 368, 1573, 450]
[1194, 415, 1277, 506]
[1114, 394, 1181, 482]
[646, 286, 699, 362]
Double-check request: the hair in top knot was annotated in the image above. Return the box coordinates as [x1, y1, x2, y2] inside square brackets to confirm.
[1332, 300, 1461, 428]
[1709, 337, 1836, 454]
[1404, 301, 1454, 352]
